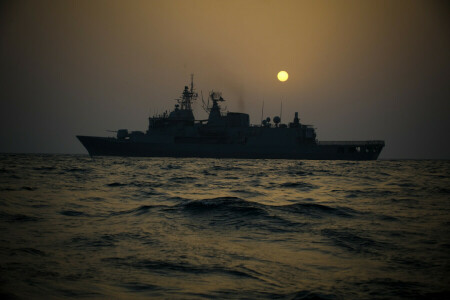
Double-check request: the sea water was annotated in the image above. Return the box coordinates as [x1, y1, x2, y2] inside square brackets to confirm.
[0, 154, 449, 299]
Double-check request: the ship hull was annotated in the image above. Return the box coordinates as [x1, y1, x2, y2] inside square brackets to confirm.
[77, 136, 383, 160]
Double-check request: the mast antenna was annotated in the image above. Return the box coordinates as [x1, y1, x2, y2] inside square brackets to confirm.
[201, 90, 210, 113]
[261, 100, 264, 124]
[280, 100, 283, 123]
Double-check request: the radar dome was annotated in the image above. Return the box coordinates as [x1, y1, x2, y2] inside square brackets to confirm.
[273, 116, 281, 124]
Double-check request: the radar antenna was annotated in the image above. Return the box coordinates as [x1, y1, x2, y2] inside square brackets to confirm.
[202, 90, 226, 113]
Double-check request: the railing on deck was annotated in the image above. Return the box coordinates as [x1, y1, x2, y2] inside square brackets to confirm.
[318, 140, 385, 146]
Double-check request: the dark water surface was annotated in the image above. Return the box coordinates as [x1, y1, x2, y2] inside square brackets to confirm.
[0, 154, 449, 299]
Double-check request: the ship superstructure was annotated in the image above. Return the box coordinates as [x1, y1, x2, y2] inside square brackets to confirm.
[77, 76, 384, 160]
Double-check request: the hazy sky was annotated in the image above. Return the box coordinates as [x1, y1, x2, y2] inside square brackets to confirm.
[1, 0, 449, 158]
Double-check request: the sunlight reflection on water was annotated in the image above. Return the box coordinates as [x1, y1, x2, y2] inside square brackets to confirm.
[0, 154, 449, 299]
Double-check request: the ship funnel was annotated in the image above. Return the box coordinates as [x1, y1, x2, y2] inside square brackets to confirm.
[117, 129, 129, 139]
[294, 112, 299, 124]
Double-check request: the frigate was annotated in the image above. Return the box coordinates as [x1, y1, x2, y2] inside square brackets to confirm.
[77, 76, 384, 160]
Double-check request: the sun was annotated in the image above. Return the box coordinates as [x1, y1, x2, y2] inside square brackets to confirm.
[277, 71, 288, 82]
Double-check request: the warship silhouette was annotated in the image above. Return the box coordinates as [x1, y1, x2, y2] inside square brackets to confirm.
[77, 76, 384, 160]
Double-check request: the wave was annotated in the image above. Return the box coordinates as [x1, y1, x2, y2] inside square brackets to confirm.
[0, 212, 40, 222]
[276, 202, 356, 218]
[126, 205, 156, 216]
[169, 176, 198, 183]
[163, 197, 360, 233]
[21, 186, 38, 191]
[164, 197, 360, 225]
[160, 164, 182, 170]
[0, 167, 15, 174]
[321, 229, 390, 254]
[428, 186, 450, 194]
[64, 167, 91, 173]
[32, 166, 56, 171]
[344, 189, 394, 198]
[202, 170, 216, 176]
[288, 170, 314, 176]
[1, 186, 39, 191]
[102, 257, 259, 280]
[70, 236, 116, 248]
[0, 187, 14, 191]
[231, 189, 266, 197]
[79, 196, 105, 202]
[178, 197, 267, 217]
[287, 291, 337, 300]
[109, 205, 166, 217]
[107, 181, 163, 188]
[13, 247, 47, 256]
[354, 278, 430, 299]
[60, 210, 90, 217]
[120, 282, 162, 292]
[170, 197, 305, 232]
[204, 289, 336, 300]
[212, 165, 243, 171]
[279, 181, 318, 190]
[107, 182, 127, 187]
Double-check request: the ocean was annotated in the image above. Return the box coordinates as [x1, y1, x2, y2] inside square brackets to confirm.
[0, 154, 449, 299]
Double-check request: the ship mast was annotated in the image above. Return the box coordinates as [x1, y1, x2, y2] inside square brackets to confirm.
[179, 74, 198, 110]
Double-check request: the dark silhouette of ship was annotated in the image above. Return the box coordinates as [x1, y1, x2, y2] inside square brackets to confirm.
[77, 76, 384, 160]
